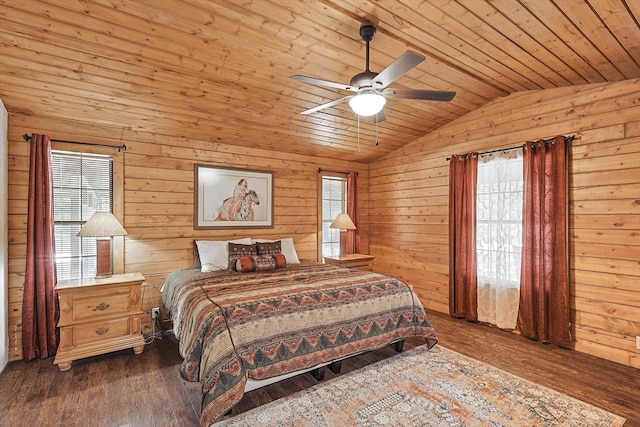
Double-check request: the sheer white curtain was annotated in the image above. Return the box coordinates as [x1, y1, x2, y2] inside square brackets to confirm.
[476, 150, 523, 329]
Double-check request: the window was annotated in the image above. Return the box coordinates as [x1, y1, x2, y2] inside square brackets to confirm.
[52, 151, 114, 280]
[476, 152, 524, 285]
[475, 150, 523, 329]
[321, 176, 347, 258]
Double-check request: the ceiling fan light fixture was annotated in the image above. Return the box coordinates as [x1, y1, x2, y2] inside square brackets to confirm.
[349, 90, 386, 116]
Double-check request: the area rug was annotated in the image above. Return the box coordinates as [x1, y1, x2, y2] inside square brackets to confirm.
[213, 345, 626, 427]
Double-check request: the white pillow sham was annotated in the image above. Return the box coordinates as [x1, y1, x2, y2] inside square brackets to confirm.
[196, 238, 253, 272]
[252, 237, 300, 264]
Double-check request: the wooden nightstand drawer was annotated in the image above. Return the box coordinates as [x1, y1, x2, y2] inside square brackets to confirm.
[70, 290, 131, 322]
[71, 318, 131, 346]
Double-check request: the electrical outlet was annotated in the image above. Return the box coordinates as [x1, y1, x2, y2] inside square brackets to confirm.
[152, 307, 160, 320]
[636, 336, 640, 350]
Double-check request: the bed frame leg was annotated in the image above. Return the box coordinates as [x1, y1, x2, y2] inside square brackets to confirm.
[393, 340, 405, 352]
[329, 360, 342, 374]
[311, 366, 326, 381]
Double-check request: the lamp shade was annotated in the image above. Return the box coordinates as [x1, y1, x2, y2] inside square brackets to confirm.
[77, 212, 128, 237]
[348, 90, 386, 116]
[329, 213, 356, 231]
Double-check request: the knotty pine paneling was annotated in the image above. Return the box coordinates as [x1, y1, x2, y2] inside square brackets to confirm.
[368, 79, 640, 368]
[6, 115, 370, 361]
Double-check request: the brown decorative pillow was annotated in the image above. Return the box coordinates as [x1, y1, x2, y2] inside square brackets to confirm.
[236, 254, 287, 272]
[256, 240, 282, 256]
[228, 243, 257, 270]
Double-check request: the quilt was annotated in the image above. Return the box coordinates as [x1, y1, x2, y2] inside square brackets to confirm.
[162, 263, 437, 426]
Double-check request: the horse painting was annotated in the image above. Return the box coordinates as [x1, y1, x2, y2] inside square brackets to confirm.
[214, 179, 261, 221]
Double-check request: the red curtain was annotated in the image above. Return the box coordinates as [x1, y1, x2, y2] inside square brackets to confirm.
[346, 171, 360, 254]
[517, 136, 571, 347]
[22, 133, 59, 360]
[448, 154, 478, 320]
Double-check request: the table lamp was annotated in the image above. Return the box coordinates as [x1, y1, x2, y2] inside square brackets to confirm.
[329, 213, 356, 256]
[77, 212, 128, 278]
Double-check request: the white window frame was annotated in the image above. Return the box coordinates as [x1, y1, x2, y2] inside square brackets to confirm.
[51, 142, 124, 279]
[318, 173, 348, 260]
[476, 152, 524, 287]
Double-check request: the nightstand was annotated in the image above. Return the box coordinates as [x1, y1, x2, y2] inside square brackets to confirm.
[54, 272, 145, 371]
[324, 254, 375, 271]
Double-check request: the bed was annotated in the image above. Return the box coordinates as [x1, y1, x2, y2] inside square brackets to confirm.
[162, 239, 438, 426]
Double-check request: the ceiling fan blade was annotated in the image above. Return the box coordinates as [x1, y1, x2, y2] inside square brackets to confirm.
[371, 110, 387, 124]
[290, 75, 356, 92]
[383, 89, 456, 102]
[372, 51, 425, 89]
[299, 96, 353, 115]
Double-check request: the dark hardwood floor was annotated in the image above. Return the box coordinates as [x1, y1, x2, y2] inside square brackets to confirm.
[1, 310, 637, 426]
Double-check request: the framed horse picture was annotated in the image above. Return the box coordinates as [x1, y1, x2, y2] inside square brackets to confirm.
[194, 164, 274, 229]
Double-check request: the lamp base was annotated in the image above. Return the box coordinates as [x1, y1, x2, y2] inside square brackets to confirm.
[95, 239, 112, 279]
[339, 230, 348, 257]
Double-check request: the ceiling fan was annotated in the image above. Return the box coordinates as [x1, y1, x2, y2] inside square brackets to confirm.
[291, 24, 456, 122]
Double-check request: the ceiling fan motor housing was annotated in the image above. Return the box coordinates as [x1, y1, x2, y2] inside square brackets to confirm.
[350, 71, 378, 89]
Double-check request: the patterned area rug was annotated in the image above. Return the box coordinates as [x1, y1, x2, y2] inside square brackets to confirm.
[213, 345, 626, 427]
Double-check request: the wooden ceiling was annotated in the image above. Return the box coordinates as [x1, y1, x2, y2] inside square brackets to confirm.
[2, 1, 639, 162]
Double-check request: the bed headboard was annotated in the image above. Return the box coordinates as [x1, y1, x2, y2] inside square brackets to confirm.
[193, 240, 201, 269]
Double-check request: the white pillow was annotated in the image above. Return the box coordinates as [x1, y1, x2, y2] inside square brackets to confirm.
[252, 237, 300, 264]
[196, 238, 252, 272]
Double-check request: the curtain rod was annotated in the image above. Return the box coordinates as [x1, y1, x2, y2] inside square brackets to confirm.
[445, 135, 574, 161]
[23, 134, 127, 152]
[318, 168, 358, 176]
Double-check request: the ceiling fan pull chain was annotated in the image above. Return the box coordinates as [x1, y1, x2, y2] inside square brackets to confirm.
[357, 114, 361, 152]
[376, 115, 379, 146]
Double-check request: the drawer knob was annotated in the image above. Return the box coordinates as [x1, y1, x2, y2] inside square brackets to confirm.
[96, 327, 109, 335]
[96, 302, 110, 311]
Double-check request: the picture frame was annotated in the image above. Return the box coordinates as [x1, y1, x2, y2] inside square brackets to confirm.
[194, 164, 274, 229]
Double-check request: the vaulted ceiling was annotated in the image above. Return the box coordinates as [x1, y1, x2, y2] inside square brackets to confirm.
[1, 1, 639, 162]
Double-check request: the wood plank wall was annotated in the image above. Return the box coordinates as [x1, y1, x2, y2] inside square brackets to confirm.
[6, 115, 370, 362]
[6, 79, 639, 368]
[368, 79, 640, 368]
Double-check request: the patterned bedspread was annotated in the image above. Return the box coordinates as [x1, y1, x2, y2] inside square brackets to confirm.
[162, 263, 437, 426]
